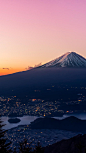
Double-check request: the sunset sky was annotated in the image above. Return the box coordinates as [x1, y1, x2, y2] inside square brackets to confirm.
[0, 0, 86, 75]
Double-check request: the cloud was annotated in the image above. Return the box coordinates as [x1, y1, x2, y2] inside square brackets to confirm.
[25, 66, 33, 70]
[34, 63, 42, 68]
[2, 68, 9, 70]
[25, 63, 42, 70]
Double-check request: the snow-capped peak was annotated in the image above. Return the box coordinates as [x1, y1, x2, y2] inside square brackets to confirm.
[41, 52, 86, 68]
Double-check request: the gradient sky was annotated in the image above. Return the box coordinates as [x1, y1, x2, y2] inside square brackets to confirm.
[0, 0, 86, 75]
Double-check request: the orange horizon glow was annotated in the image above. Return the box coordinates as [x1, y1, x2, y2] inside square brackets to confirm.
[0, 68, 26, 76]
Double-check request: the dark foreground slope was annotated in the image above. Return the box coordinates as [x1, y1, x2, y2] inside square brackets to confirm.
[0, 67, 86, 100]
[0, 68, 86, 88]
[44, 134, 86, 153]
[29, 116, 86, 133]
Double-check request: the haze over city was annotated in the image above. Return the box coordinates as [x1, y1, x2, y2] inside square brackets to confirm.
[1, 0, 86, 75]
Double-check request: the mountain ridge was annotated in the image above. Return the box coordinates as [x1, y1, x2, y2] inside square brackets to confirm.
[40, 52, 86, 68]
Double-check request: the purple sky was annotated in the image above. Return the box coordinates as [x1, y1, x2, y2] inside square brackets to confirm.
[0, 0, 86, 75]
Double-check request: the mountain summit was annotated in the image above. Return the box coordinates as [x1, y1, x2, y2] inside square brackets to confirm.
[41, 52, 86, 68]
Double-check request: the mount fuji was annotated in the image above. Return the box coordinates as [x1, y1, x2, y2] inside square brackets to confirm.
[40, 52, 86, 68]
[0, 52, 86, 100]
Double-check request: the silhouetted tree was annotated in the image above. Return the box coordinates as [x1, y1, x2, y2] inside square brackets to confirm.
[18, 139, 44, 153]
[0, 118, 12, 153]
[33, 142, 44, 153]
[13, 148, 17, 153]
[76, 141, 85, 153]
[19, 139, 32, 153]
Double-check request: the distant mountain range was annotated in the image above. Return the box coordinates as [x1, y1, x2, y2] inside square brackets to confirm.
[40, 52, 86, 68]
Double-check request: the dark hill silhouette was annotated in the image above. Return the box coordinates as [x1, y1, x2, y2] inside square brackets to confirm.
[8, 118, 20, 123]
[44, 134, 86, 153]
[0, 67, 86, 89]
[29, 116, 86, 133]
[0, 67, 86, 100]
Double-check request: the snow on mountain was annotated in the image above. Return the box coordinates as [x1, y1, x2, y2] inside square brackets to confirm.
[41, 52, 86, 68]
